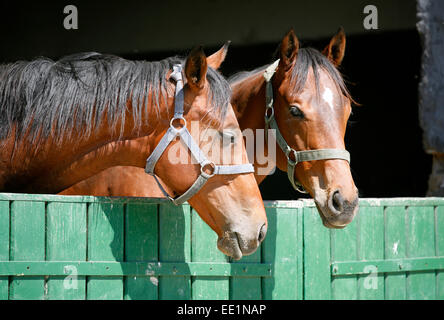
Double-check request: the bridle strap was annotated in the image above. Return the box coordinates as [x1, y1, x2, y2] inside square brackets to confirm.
[263, 60, 351, 193]
[145, 64, 254, 205]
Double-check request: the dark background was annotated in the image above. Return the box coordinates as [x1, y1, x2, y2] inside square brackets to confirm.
[0, 0, 430, 199]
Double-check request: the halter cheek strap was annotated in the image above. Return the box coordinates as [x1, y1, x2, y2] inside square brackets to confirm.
[263, 60, 351, 193]
[145, 64, 254, 205]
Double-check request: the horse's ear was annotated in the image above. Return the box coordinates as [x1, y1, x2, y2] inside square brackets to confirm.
[323, 27, 346, 67]
[279, 29, 299, 70]
[185, 46, 208, 91]
[207, 41, 230, 70]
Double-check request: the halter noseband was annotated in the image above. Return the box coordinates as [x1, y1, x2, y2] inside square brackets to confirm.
[145, 64, 254, 205]
[263, 60, 350, 193]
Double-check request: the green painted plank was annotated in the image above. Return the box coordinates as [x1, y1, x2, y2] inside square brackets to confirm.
[0, 193, 170, 204]
[357, 198, 444, 207]
[87, 202, 124, 300]
[158, 203, 191, 300]
[124, 203, 158, 300]
[331, 213, 358, 300]
[0, 201, 9, 300]
[406, 206, 436, 300]
[262, 207, 300, 300]
[230, 205, 265, 301]
[230, 243, 262, 300]
[9, 201, 45, 300]
[191, 209, 229, 300]
[0, 261, 271, 277]
[46, 202, 87, 300]
[296, 204, 304, 300]
[263, 201, 305, 208]
[384, 206, 407, 300]
[357, 206, 384, 299]
[332, 257, 444, 275]
[436, 206, 444, 299]
[297, 198, 444, 208]
[303, 207, 331, 300]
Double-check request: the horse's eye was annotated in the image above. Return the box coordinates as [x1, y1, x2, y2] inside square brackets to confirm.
[290, 105, 304, 118]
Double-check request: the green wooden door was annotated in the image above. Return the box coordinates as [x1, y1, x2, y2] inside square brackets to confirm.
[0, 194, 278, 300]
[0, 193, 443, 300]
[304, 198, 444, 300]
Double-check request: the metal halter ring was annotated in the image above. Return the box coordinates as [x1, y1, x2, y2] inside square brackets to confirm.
[294, 181, 308, 194]
[265, 106, 274, 121]
[169, 116, 187, 132]
[200, 160, 217, 179]
[285, 148, 298, 165]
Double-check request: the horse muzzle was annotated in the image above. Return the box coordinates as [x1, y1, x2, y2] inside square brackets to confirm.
[315, 189, 359, 229]
[217, 224, 267, 260]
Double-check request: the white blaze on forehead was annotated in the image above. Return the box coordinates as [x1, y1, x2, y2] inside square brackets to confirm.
[322, 87, 334, 110]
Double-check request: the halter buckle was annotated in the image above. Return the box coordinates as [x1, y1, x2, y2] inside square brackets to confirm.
[170, 65, 183, 82]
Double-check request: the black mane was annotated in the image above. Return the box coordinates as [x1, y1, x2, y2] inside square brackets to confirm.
[0, 52, 231, 145]
[289, 47, 351, 102]
[229, 47, 352, 103]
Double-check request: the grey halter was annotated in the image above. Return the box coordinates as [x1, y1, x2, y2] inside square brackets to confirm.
[263, 60, 350, 193]
[145, 64, 254, 205]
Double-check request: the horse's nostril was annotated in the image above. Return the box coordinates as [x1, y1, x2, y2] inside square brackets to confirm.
[332, 190, 344, 213]
[258, 224, 267, 243]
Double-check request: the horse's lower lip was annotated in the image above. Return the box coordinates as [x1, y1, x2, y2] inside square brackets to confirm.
[217, 233, 243, 260]
[322, 218, 346, 229]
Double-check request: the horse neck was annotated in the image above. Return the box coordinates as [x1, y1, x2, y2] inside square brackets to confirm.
[41, 136, 153, 193]
[231, 72, 267, 131]
[231, 71, 276, 183]
[1, 92, 168, 194]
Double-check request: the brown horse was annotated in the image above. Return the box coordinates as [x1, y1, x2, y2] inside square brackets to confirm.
[0, 47, 267, 260]
[62, 28, 359, 229]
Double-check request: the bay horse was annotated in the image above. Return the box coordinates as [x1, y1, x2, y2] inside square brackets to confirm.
[62, 28, 359, 229]
[0, 47, 268, 260]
